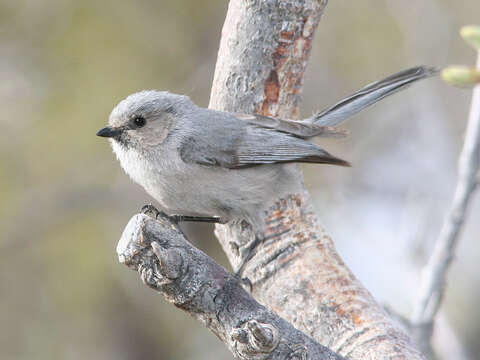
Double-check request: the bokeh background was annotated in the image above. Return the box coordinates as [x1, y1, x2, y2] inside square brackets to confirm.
[1, 1, 479, 359]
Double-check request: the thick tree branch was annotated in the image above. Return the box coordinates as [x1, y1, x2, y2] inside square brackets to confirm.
[411, 52, 480, 355]
[117, 213, 345, 360]
[209, 1, 424, 359]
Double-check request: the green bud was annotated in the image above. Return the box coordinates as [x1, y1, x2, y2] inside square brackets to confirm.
[442, 66, 480, 87]
[460, 25, 480, 50]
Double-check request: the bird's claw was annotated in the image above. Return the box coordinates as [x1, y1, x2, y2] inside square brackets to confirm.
[141, 203, 160, 218]
[141, 204, 169, 221]
[234, 272, 253, 292]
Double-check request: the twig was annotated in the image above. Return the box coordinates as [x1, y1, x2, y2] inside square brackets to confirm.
[411, 52, 480, 354]
[116, 213, 345, 360]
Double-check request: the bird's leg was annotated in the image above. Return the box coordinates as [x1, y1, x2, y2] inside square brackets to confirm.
[141, 204, 225, 224]
[233, 239, 260, 292]
[234, 235, 262, 279]
[169, 214, 226, 224]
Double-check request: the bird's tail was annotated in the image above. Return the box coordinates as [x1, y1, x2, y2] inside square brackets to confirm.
[308, 66, 438, 127]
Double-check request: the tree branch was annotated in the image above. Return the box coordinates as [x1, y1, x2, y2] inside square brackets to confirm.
[209, 1, 424, 359]
[117, 213, 345, 360]
[411, 52, 480, 356]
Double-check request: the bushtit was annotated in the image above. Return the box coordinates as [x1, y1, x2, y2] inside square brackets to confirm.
[98, 66, 435, 235]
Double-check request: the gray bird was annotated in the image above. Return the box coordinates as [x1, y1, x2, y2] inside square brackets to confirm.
[98, 66, 435, 236]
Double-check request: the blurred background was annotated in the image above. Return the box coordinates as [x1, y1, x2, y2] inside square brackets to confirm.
[1, 0, 479, 359]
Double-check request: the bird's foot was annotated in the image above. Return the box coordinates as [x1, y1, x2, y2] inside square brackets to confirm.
[234, 272, 253, 292]
[141, 204, 164, 219]
[232, 235, 262, 290]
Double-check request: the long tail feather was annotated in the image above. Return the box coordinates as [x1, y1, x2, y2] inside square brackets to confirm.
[309, 66, 438, 127]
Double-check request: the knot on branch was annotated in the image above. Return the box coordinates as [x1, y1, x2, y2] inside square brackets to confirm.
[151, 242, 185, 280]
[116, 214, 196, 301]
[231, 319, 280, 359]
[136, 242, 187, 290]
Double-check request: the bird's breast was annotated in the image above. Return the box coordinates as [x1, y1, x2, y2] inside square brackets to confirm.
[110, 140, 303, 224]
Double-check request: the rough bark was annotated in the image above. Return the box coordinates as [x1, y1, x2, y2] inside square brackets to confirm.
[117, 213, 345, 360]
[209, 1, 424, 359]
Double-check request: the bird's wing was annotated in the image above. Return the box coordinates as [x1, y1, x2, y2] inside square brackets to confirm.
[179, 126, 350, 169]
[234, 113, 348, 138]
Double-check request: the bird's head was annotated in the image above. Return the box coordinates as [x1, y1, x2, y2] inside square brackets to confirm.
[97, 90, 192, 149]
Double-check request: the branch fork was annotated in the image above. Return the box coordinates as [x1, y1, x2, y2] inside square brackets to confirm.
[117, 213, 345, 360]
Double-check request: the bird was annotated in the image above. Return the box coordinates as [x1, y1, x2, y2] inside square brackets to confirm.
[98, 66, 436, 243]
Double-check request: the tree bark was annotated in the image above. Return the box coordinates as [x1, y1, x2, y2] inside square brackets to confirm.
[209, 1, 424, 359]
[117, 213, 345, 360]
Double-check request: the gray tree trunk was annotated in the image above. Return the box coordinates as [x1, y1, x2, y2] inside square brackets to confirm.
[209, 1, 424, 359]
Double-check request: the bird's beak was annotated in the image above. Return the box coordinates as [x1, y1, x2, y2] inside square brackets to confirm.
[96, 126, 123, 138]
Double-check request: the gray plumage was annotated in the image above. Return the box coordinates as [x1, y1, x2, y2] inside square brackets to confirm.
[98, 66, 436, 232]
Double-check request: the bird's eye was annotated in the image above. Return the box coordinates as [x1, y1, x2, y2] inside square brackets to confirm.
[133, 116, 146, 128]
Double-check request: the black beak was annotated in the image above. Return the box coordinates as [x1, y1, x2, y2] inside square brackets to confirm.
[96, 126, 123, 138]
